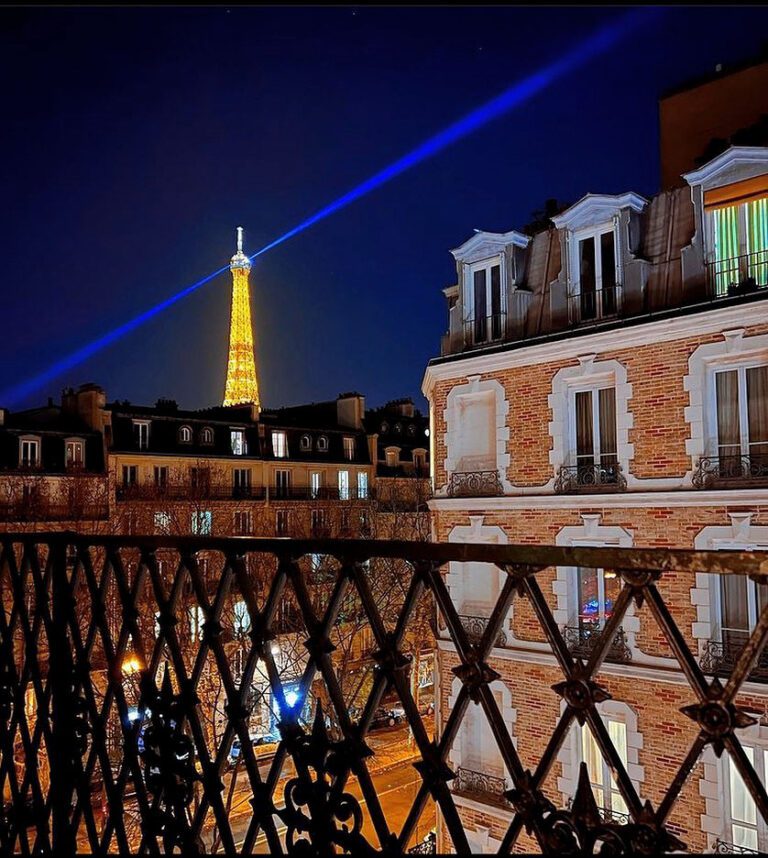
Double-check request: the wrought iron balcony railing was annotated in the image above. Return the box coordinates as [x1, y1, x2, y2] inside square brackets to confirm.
[446, 469, 504, 498]
[562, 624, 632, 664]
[1, 533, 768, 854]
[451, 766, 509, 808]
[713, 839, 760, 854]
[691, 454, 768, 489]
[706, 249, 768, 299]
[567, 284, 622, 326]
[554, 461, 627, 494]
[700, 635, 768, 684]
[0, 502, 110, 522]
[458, 614, 508, 648]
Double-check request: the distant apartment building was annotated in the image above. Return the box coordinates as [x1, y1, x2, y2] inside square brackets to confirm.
[423, 64, 768, 853]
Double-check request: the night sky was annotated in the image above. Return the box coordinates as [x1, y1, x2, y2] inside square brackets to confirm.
[3, 7, 768, 415]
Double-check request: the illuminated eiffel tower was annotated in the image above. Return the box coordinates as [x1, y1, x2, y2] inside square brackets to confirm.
[223, 227, 260, 408]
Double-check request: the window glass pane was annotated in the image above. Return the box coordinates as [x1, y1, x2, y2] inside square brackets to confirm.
[473, 269, 487, 341]
[746, 197, 768, 286]
[713, 205, 740, 294]
[598, 387, 617, 459]
[579, 238, 597, 320]
[603, 570, 621, 621]
[716, 370, 742, 457]
[746, 365, 768, 461]
[578, 567, 599, 626]
[580, 724, 603, 791]
[729, 747, 757, 828]
[721, 575, 750, 634]
[575, 391, 594, 461]
[600, 232, 617, 313]
[338, 470, 349, 500]
[490, 265, 502, 338]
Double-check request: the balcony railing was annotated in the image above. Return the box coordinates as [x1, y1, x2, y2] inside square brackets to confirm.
[554, 461, 627, 494]
[567, 285, 622, 326]
[692, 455, 768, 490]
[451, 766, 509, 808]
[1, 533, 767, 854]
[713, 839, 760, 855]
[563, 624, 632, 664]
[0, 501, 110, 522]
[447, 469, 503, 498]
[458, 614, 508, 648]
[700, 634, 768, 684]
[116, 484, 376, 502]
[706, 249, 768, 299]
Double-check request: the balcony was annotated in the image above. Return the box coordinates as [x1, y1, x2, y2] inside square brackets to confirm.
[447, 469, 503, 498]
[705, 249, 768, 299]
[451, 766, 509, 809]
[713, 840, 760, 855]
[567, 285, 622, 326]
[700, 633, 768, 684]
[554, 461, 627, 494]
[458, 614, 507, 648]
[562, 624, 632, 664]
[441, 313, 508, 355]
[1, 533, 766, 854]
[0, 501, 110, 522]
[692, 455, 768, 490]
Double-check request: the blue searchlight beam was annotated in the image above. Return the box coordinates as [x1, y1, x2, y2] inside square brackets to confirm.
[1, 7, 661, 408]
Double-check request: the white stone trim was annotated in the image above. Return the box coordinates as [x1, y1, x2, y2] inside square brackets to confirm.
[550, 192, 647, 230]
[450, 229, 529, 262]
[683, 145, 768, 189]
[557, 699, 644, 804]
[443, 375, 511, 495]
[422, 301, 768, 398]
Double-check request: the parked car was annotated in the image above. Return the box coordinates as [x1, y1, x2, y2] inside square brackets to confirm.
[370, 705, 405, 730]
[227, 731, 279, 768]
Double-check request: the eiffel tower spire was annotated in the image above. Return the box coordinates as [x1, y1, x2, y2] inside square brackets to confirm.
[223, 227, 260, 409]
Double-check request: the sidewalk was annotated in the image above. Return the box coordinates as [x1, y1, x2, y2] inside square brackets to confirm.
[366, 717, 433, 775]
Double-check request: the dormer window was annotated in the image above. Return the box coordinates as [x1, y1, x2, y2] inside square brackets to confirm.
[317, 435, 329, 453]
[64, 437, 84, 469]
[272, 431, 288, 458]
[178, 425, 192, 444]
[300, 434, 312, 452]
[467, 258, 504, 344]
[231, 429, 247, 456]
[19, 436, 41, 469]
[133, 420, 150, 451]
[570, 225, 618, 323]
[200, 426, 214, 446]
[343, 436, 355, 461]
[385, 448, 399, 468]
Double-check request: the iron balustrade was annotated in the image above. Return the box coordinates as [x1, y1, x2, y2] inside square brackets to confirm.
[0, 502, 110, 523]
[2, 534, 768, 854]
[700, 635, 768, 684]
[567, 285, 622, 325]
[451, 767, 509, 808]
[566, 795, 631, 826]
[446, 470, 504, 498]
[458, 614, 508, 648]
[554, 461, 627, 494]
[463, 313, 507, 349]
[706, 249, 768, 299]
[692, 455, 768, 490]
[562, 624, 632, 664]
[713, 839, 760, 854]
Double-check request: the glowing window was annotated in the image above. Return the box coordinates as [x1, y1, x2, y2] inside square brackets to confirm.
[65, 438, 84, 468]
[192, 510, 212, 536]
[200, 426, 214, 445]
[233, 600, 251, 637]
[19, 437, 40, 468]
[317, 435, 329, 452]
[231, 429, 247, 456]
[179, 425, 192, 444]
[133, 420, 150, 451]
[338, 470, 350, 500]
[357, 471, 368, 499]
[272, 431, 288, 458]
[343, 437, 355, 461]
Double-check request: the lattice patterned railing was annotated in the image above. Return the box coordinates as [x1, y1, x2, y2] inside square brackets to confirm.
[1, 534, 768, 854]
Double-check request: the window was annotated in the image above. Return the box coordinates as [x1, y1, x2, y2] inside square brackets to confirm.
[65, 439, 84, 468]
[359, 509, 371, 536]
[394, 422, 402, 434]
[133, 421, 150, 451]
[712, 363, 768, 468]
[708, 195, 768, 295]
[467, 259, 503, 343]
[723, 743, 768, 851]
[154, 511, 171, 534]
[233, 511, 252, 535]
[413, 450, 427, 474]
[343, 436, 355, 461]
[19, 438, 40, 468]
[233, 600, 251, 638]
[575, 567, 621, 629]
[385, 448, 399, 468]
[233, 468, 252, 496]
[407, 424, 416, 437]
[310, 471, 322, 499]
[317, 435, 329, 453]
[190, 467, 211, 494]
[122, 465, 138, 487]
[570, 226, 618, 321]
[311, 509, 327, 535]
[154, 466, 168, 488]
[272, 431, 288, 458]
[719, 567, 768, 655]
[179, 425, 192, 444]
[231, 429, 246, 456]
[274, 469, 291, 499]
[300, 434, 312, 452]
[570, 385, 618, 483]
[338, 470, 350, 500]
[380, 422, 389, 434]
[580, 718, 628, 817]
[455, 391, 496, 472]
[188, 605, 205, 642]
[200, 426, 214, 446]
[192, 510, 212, 536]
[357, 471, 368, 499]
[276, 509, 290, 536]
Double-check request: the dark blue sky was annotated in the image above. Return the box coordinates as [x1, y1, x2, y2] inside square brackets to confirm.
[3, 6, 768, 413]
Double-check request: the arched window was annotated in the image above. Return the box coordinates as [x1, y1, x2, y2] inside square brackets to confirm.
[317, 435, 329, 453]
[300, 434, 312, 452]
[380, 422, 389, 434]
[394, 422, 402, 434]
[179, 425, 192, 444]
[200, 427, 214, 446]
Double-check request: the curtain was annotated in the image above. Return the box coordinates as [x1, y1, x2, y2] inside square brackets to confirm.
[747, 197, 768, 286]
[720, 574, 749, 635]
[575, 391, 594, 464]
[712, 205, 740, 295]
[729, 748, 758, 848]
[598, 387, 618, 465]
[746, 365, 768, 462]
[716, 370, 741, 459]
[607, 720, 629, 815]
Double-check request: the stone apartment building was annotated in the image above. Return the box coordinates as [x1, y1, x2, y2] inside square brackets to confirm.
[423, 60, 768, 854]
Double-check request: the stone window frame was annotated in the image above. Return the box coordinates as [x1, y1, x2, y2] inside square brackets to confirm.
[548, 355, 634, 486]
[18, 434, 42, 468]
[690, 514, 768, 654]
[684, 328, 768, 468]
[556, 698, 644, 808]
[448, 673, 517, 780]
[553, 515, 639, 654]
[446, 517, 510, 633]
[443, 374, 511, 493]
[699, 720, 768, 852]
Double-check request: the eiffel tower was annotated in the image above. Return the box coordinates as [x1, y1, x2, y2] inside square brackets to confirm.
[223, 227, 260, 409]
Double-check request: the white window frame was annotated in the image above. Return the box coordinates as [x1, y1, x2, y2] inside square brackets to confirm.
[200, 426, 214, 446]
[19, 436, 41, 468]
[233, 600, 251, 638]
[64, 437, 84, 468]
[464, 255, 506, 324]
[357, 471, 368, 499]
[230, 428, 247, 456]
[705, 358, 768, 458]
[179, 425, 192, 444]
[153, 465, 168, 487]
[310, 471, 322, 499]
[276, 509, 289, 536]
[272, 431, 288, 458]
[122, 464, 138, 486]
[300, 434, 312, 452]
[722, 740, 768, 852]
[275, 469, 291, 497]
[338, 469, 350, 500]
[233, 510, 252, 535]
[343, 436, 355, 461]
[233, 468, 251, 491]
[566, 380, 617, 467]
[188, 605, 205, 642]
[317, 435, 329, 453]
[568, 220, 620, 306]
[578, 716, 629, 817]
[133, 420, 150, 451]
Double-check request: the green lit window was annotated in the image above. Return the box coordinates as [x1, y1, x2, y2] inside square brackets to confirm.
[709, 196, 768, 295]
